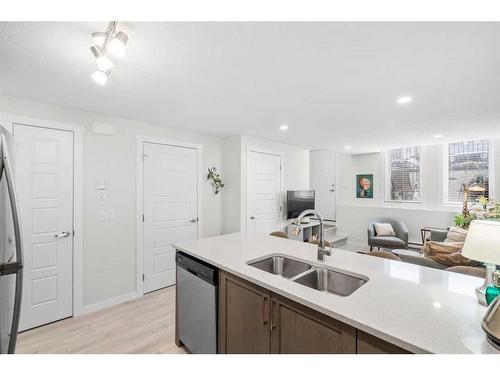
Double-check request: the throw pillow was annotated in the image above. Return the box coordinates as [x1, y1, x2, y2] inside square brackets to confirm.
[374, 223, 396, 237]
[426, 251, 480, 268]
[422, 240, 464, 256]
[445, 227, 467, 243]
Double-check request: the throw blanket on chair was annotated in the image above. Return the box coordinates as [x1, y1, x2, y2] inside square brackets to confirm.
[422, 240, 480, 267]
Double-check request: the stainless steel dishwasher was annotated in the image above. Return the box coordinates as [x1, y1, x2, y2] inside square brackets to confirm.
[176, 251, 218, 354]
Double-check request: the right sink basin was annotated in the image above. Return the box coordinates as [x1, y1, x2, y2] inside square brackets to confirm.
[294, 268, 368, 296]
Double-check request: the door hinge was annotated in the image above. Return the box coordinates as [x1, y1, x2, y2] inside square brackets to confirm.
[280, 205, 282, 212]
[142, 274, 145, 282]
[280, 164, 282, 171]
[72, 229, 75, 236]
[142, 214, 145, 222]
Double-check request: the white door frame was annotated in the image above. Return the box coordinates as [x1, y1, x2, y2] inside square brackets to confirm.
[244, 145, 284, 232]
[0, 113, 85, 316]
[136, 135, 203, 296]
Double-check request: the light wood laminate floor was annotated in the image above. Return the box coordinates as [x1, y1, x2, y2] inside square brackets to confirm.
[17, 286, 186, 354]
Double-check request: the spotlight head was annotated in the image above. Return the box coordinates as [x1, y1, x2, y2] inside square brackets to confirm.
[91, 69, 112, 86]
[90, 46, 114, 72]
[108, 31, 128, 58]
[92, 32, 107, 48]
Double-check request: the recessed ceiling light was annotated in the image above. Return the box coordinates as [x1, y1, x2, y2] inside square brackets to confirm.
[396, 96, 412, 105]
[434, 134, 444, 139]
[345, 146, 351, 150]
[279, 124, 288, 131]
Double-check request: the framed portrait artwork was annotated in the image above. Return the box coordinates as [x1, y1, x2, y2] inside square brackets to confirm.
[356, 174, 373, 198]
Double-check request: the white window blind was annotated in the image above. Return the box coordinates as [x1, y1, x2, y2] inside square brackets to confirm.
[446, 139, 490, 203]
[387, 147, 421, 202]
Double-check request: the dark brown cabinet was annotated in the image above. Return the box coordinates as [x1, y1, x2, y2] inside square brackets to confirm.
[270, 293, 356, 354]
[215, 270, 411, 354]
[356, 331, 411, 354]
[218, 271, 356, 354]
[218, 271, 271, 353]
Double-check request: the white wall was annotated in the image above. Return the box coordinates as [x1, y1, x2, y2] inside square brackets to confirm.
[221, 136, 242, 234]
[0, 94, 223, 308]
[220, 135, 310, 233]
[335, 141, 500, 248]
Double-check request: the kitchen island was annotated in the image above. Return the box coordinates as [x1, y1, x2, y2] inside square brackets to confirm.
[174, 232, 498, 354]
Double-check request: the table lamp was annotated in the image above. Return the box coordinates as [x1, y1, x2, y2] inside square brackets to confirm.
[461, 220, 500, 305]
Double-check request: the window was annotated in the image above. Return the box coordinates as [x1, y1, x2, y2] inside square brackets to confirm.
[385, 146, 421, 202]
[445, 139, 491, 203]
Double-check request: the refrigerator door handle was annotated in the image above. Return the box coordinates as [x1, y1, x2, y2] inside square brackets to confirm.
[1, 134, 23, 267]
[1, 134, 24, 354]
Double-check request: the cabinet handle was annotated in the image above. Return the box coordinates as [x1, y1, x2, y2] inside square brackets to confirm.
[262, 296, 269, 325]
[271, 300, 278, 330]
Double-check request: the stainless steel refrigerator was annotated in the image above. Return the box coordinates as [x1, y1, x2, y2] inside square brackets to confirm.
[0, 126, 23, 354]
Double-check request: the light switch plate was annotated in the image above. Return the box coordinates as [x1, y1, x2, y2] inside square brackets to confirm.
[97, 210, 114, 222]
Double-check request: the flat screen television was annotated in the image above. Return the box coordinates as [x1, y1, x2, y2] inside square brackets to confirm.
[286, 190, 315, 219]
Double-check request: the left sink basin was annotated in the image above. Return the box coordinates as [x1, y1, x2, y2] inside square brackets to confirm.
[248, 256, 312, 279]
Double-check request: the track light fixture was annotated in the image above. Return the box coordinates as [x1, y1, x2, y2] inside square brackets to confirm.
[90, 22, 129, 85]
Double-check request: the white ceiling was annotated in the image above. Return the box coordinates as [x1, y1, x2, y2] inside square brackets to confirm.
[1, 22, 499, 153]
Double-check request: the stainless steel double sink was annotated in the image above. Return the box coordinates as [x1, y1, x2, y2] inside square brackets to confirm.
[247, 255, 367, 297]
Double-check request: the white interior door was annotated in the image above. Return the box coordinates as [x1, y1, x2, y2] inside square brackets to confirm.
[14, 124, 74, 331]
[247, 150, 282, 234]
[143, 142, 198, 294]
[310, 150, 336, 220]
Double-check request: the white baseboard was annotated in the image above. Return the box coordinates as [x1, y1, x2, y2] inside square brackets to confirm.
[79, 291, 140, 315]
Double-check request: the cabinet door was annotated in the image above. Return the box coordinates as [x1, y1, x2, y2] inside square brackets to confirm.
[270, 293, 356, 354]
[357, 331, 411, 354]
[218, 271, 271, 353]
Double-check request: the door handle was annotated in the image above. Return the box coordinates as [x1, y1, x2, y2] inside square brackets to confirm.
[54, 231, 71, 238]
[1, 134, 23, 267]
[250, 216, 256, 220]
[1, 134, 24, 354]
[189, 218, 198, 223]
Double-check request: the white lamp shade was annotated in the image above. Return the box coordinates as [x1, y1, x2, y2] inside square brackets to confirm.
[461, 220, 500, 265]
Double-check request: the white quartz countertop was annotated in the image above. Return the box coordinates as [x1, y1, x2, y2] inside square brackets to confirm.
[174, 232, 499, 354]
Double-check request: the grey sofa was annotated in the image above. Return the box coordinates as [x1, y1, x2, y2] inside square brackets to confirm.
[392, 249, 447, 270]
[392, 228, 484, 271]
[367, 217, 409, 251]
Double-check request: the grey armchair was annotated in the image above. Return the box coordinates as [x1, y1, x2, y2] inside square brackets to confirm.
[367, 217, 409, 251]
